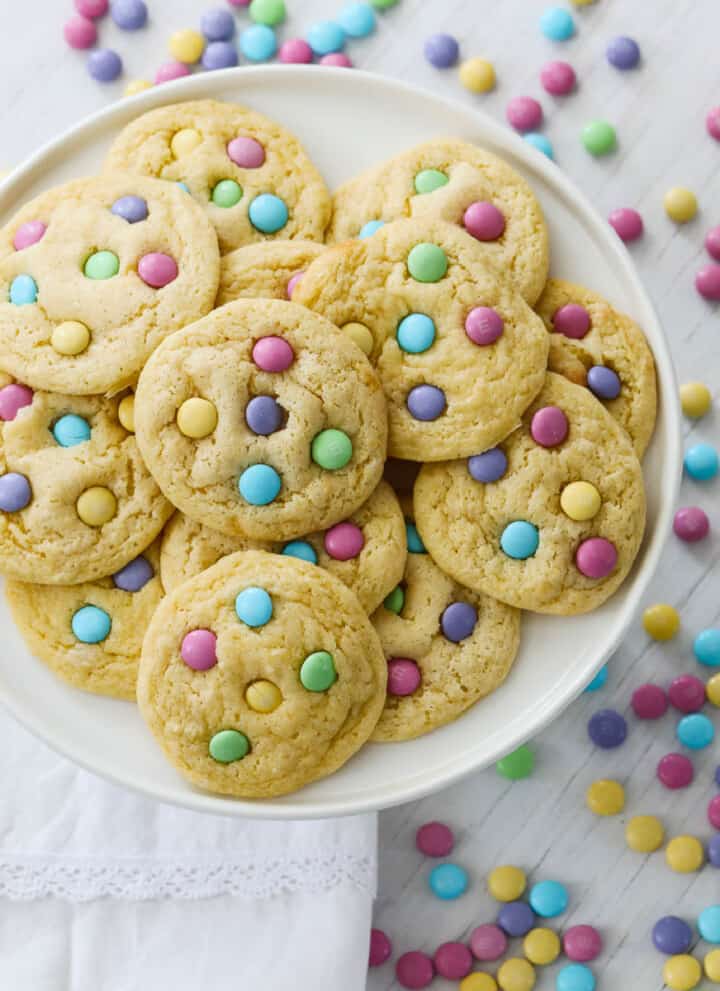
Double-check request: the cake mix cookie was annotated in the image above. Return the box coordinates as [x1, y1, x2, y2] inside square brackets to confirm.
[5, 540, 163, 699]
[134, 299, 387, 541]
[328, 139, 549, 304]
[535, 279, 657, 457]
[0, 174, 219, 395]
[217, 240, 325, 306]
[0, 381, 172, 584]
[160, 482, 406, 613]
[414, 373, 646, 615]
[371, 553, 520, 741]
[137, 549, 386, 798]
[294, 218, 549, 461]
[105, 100, 331, 255]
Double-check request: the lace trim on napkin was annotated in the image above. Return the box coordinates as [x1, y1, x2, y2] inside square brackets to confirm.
[0, 852, 376, 902]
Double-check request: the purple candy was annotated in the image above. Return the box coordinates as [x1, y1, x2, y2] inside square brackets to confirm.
[0, 472, 31, 512]
[587, 365, 621, 399]
[201, 7, 236, 41]
[588, 708, 627, 748]
[406, 384, 446, 421]
[113, 555, 154, 592]
[424, 33, 459, 68]
[441, 602, 478, 642]
[87, 48, 123, 81]
[468, 447, 507, 483]
[245, 395, 283, 435]
[606, 36, 640, 70]
[652, 916, 692, 955]
[202, 41, 239, 69]
[110, 0, 147, 30]
[709, 834, 720, 867]
[497, 901, 535, 937]
[111, 195, 148, 224]
[716, 764, 720, 787]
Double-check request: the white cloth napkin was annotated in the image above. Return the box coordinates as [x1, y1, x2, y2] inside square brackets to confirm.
[0, 709, 377, 991]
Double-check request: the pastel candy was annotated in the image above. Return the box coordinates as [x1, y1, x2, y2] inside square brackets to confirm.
[464, 201, 505, 241]
[324, 521, 364, 560]
[13, 221, 46, 250]
[138, 252, 178, 288]
[0, 472, 32, 512]
[387, 657, 421, 696]
[252, 335, 294, 371]
[575, 538, 617, 578]
[72, 604, 111, 643]
[468, 447, 507, 483]
[111, 195, 148, 223]
[0, 383, 33, 421]
[441, 602, 478, 642]
[227, 136, 266, 167]
[181, 629, 217, 670]
[113, 555, 154, 591]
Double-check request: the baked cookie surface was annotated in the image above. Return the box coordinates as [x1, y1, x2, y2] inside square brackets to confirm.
[217, 239, 325, 306]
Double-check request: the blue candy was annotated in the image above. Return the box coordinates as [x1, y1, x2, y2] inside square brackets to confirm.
[338, 3, 376, 38]
[584, 664, 609, 692]
[540, 6, 575, 41]
[397, 313, 436, 354]
[358, 220, 385, 238]
[238, 463, 281, 505]
[529, 879, 569, 918]
[557, 963, 596, 991]
[9, 274, 38, 305]
[282, 540, 318, 564]
[235, 586, 273, 627]
[500, 520, 539, 559]
[684, 442, 719, 480]
[694, 628, 720, 666]
[406, 521, 426, 554]
[307, 21, 345, 56]
[248, 194, 289, 233]
[72, 604, 111, 644]
[699, 905, 720, 943]
[240, 24, 277, 61]
[52, 414, 91, 448]
[524, 132, 555, 159]
[676, 712, 715, 749]
[428, 863, 468, 900]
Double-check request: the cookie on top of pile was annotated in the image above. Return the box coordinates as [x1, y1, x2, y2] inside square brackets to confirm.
[0, 102, 656, 799]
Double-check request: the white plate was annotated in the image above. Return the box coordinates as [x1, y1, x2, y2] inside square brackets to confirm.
[0, 67, 680, 819]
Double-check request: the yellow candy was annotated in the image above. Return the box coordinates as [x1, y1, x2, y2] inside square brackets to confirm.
[497, 958, 535, 991]
[488, 865, 526, 902]
[342, 322, 374, 356]
[625, 814, 664, 853]
[169, 28, 205, 64]
[663, 954, 702, 991]
[245, 680, 282, 713]
[680, 382, 711, 418]
[706, 672, 720, 707]
[570, 0, 595, 5]
[586, 778, 625, 816]
[118, 395, 135, 433]
[665, 835, 704, 873]
[560, 481, 601, 521]
[124, 79, 152, 96]
[459, 57, 496, 93]
[171, 128, 202, 158]
[664, 187, 698, 223]
[461, 975, 498, 991]
[51, 320, 90, 356]
[705, 949, 720, 983]
[176, 397, 218, 438]
[523, 928, 560, 966]
[642, 603, 679, 641]
[76, 486, 117, 527]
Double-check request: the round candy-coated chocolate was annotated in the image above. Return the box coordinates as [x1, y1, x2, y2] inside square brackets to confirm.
[0, 473, 31, 512]
[586, 778, 624, 816]
[582, 120, 616, 156]
[694, 627, 720, 664]
[238, 464, 281, 505]
[245, 395, 283, 435]
[209, 729, 250, 763]
[240, 24, 278, 61]
[227, 136, 266, 168]
[88, 48, 122, 81]
[248, 193, 288, 232]
[498, 901, 535, 936]
[553, 303, 590, 338]
[524, 132, 554, 159]
[587, 365, 621, 399]
[235, 586, 273, 627]
[699, 906, 720, 944]
[369, 929, 392, 967]
[201, 7, 235, 40]
[113, 555, 153, 592]
[324, 522, 364, 560]
[416, 821, 454, 857]
[459, 56, 496, 93]
[631, 683, 668, 719]
[64, 15, 97, 50]
[606, 35, 640, 69]
[529, 879, 568, 918]
[540, 60, 576, 95]
[524, 928, 560, 966]
[464, 201, 505, 241]
[556, 963, 595, 991]
[384, 585, 404, 613]
[707, 795, 720, 829]
[470, 924, 508, 961]
[155, 62, 191, 84]
[709, 835, 720, 867]
[674, 506, 710, 542]
[705, 226, 720, 260]
[202, 41, 238, 69]
[684, 443, 719, 481]
[488, 865, 526, 902]
[286, 271, 303, 298]
[10, 274, 38, 304]
[76, 486, 116, 526]
[407, 242, 447, 282]
[406, 384, 446, 421]
[609, 207, 644, 242]
[111, 0, 147, 30]
[708, 675, 720, 707]
[76, 0, 108, 15]
[540, 6, 575, 40]
[429, 863, 468, 900]
[669, 674, 706, 712]
[71, 604, 111, 643]
[563, 925, 602, 962]
[138, 252, 177, 288]
[414, 168, 449, 194]
[625, 815, 664, 853]
[13, 221, 46, 251]
[530, 405, 568, 446]
[359, 219, 385, 238]
[424, 33, 459, 68]
[212, 179, 242, 207]
[496, 744, 534, 779]
[677, 713, 714, 749]
[560, 481, 601, 521]
[500, 520, 539, 559]
[663, 955, 702, 990]
[395, 951, 434, 989]
[387, 657, 421, 696]
[643, 602, 680, 640]
[0, 383, 32, 421]
[506, 96, 543, 132]
[434, 942, 472, 980]
[588, 708, 627, 748]
[281, 540, 317, 564]
[397, 313, 436, 353]
[84, 251, 118, 280]
[575, 538, 618, 579]
[168, 29, 205, 64]
[468, 447, 507, 483]
[657, 752, 694, 789]
[708, 107, 720, 141]
[252, 335, 294, 371]
[300, 651, 337, 691]
[338, 3, 376, 38]
[465, 306, 503, 345]
[111, 195, 148, 223]
[584, 665, 608, 692]
[52, 414, 91, 447]
[311, 428, 352, 469]
[406, 522, 425, 554]
[441, 602, 477, 642]
[181, 629, 217, 670]
[306, 20, 345, 56]
[320, 52, 353, 67]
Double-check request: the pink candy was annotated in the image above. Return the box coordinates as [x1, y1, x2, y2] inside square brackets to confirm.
[416, 821, 454, 857]
[0, 383, 33, 422]
[553, 303, 591, 339]
[155, 61, 191, 84]
[609, 208, 644, 242]
[395, 951, 434, 990]
[531, 405, 569, 447]
[563, 925, 602, 963]
[321, 53, 353, 67]
[433, 942, 472, 980]
[695, 263, 720, 301]
[470, 924, 508, 962]
[369, 928, 392, 967]
[324, 522, 364, 561]
[540, 60, 576, 95]
[706, 106, 720, 142]
[575, 538, 618, 579]
[631, 683, 669, 719]
[705, 226, 720, 261]
[286, 270, 304, 299]
[138, 252, 178, 288]
[75, 0, 108, 16]
[506, 95, 543, 132]
[657, 752, 694, 789]
[673, 506, 710, 542]
[387, 658, 421, 697]
[708, 794, 720, 830]
[227, 136, 266, 168]
[668, 674, 706, 713]
[180, 629, 217, 670]
[13, 221, 46, 251]
[252, 336, 294, 372]
[279, 38, 314, 63]
[463, 201, 506, 241]
[465, 306, 504, 346]
[64, 14, 97, 49]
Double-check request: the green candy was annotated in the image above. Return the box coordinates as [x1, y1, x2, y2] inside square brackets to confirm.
[581, 120, 616, 156]
[414, 169, 449, 195]
[249, 0, 286, 25]
[84, 250, 119, 280]
[212, 179, 243, 208]
[311, 428, 353, 470]
[407, 242, 448, 283]
[384, 585, 405, 613]
[496, 744, 535, 780]
[209, 729, 250, 763]
[370, 0, 398, 7]
[300, 650, 337, 692]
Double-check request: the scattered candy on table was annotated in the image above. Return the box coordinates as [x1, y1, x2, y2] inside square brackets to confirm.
[540, 60, 576, 95]
[506, 96, 543, 132]
[664, 186, 698, 223]
[673, 506, 710, 542]
[684, 442, 719, 480]
[88, 48, 123, 81]
[416, 821, 454, 857]
[606, 36, 640, 69]
[652, 916, 693, 955]
[528, 879, 569, 918]
[540, 6, 575, 41]
[64, 15, 98, 49]
[665, 835, 705, 873]
[586, 778, 625, 816]
[524, 133, 554, 159]
[631, 683, 668, 719]
[608, 207, 644, 242]
[369, 928, 392, 967]
[587, 708, 627, 748]
[663, 954, 702, 991]
[497, 957, 536, 991]
[694, 627, 720, 665]
[488, 865, 527, 902]
[496, 744, 535, 779]
[680, 382, 712, 418]
[584, 665, 608, 692]
[459, 57, 496, 93]
[625, 815, 665, 852]
[110, 0, 147, 30]
[523, 927, 560, 965]
[168, 28, 205, 64]
[643, 603, 680, 640]
[695, 263, 720, 300]
[657, 752, 694, 789]
[428, 862, 468, 900]
[705, 225, 720, 260]
[581, 120, 616, 156]
[424, 32, 460, 69]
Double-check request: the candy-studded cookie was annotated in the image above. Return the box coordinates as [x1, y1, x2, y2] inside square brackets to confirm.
[160, 482, 406, 613]
[137, 549, 386, 798]
[371, 554, 520, 741]
[217, 240, 325, 306]
[535, 279, 657, 457]
[328, 139, 549, 304]
[105, 100, 331, 255]
[294, 218, 549, 461]
[0, 174, 219, 395]
[134, 299, 387, 541]
[0, 378, 172, 584]
[5, 541, 163, 699]
[414, 373, 646, 615]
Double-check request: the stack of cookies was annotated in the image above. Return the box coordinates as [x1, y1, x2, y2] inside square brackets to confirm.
[0, 99, 656, 799]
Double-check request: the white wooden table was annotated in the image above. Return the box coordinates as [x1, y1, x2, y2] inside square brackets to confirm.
[1, 1, 718, 988]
